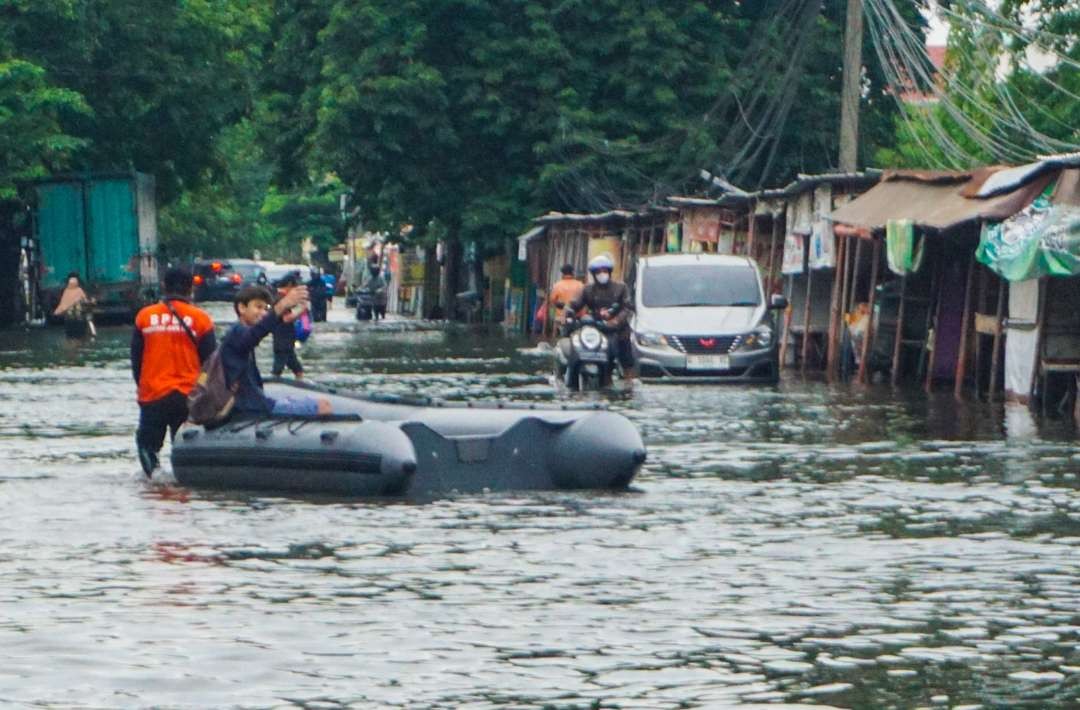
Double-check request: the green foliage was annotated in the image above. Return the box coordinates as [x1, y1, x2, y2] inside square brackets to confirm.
[877, 0, 1080, 169]
[1, 0, 269, 202]
[159, 120, 344, 261]
[0, 58, 89, 199]
[263, 0, 922, 249]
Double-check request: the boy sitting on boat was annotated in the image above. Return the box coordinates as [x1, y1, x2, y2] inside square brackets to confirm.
[222, 284, 332, 417]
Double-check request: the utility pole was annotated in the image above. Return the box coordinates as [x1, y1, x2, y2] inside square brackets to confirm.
[839, 0, 864, 172]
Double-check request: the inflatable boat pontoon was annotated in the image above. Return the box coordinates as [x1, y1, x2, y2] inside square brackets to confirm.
[171, 380, 646, 498]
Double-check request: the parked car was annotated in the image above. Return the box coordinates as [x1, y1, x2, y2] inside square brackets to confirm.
[193, 258, 265, 301]
[631, 253, 787, 382]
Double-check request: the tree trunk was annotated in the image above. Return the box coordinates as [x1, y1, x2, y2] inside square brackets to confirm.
[421, 244, 440, 319]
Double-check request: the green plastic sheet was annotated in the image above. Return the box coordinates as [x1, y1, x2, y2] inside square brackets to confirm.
[976, 186, 1080, 281]
[886, 219, 924, 275]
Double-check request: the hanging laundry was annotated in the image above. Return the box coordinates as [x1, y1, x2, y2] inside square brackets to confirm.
[886, 219, 924, 275]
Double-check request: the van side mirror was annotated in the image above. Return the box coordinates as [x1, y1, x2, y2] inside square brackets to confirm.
[769, 294, 788, 310]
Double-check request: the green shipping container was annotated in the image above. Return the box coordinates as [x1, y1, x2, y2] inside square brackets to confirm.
[33, 172, 158, 318]
[35, 181, 87, 291]
[87, 179, 140, 285]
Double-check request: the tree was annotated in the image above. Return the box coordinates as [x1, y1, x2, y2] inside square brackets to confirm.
[264, 0, 925, 251]
[1, 0, 269, 202]
[874, 0, 1080, 169]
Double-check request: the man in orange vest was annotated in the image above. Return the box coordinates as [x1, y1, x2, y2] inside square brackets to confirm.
[548, 263, 584, 333]
[131, 267, 216, 476]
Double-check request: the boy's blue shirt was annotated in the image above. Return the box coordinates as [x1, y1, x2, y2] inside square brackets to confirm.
[221, 309, 280, 415]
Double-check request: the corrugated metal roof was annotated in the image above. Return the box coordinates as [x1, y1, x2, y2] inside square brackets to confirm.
[758, 169, 883, 198]
[828, 170, 1054, 232]
[516, 225, 546, 243]
[532, 208, 670, 224]
[976, 154, 1080, 198]
[667, 195, 753, 207]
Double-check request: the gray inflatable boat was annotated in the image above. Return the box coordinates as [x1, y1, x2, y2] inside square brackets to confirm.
[171, 380, 646, 498]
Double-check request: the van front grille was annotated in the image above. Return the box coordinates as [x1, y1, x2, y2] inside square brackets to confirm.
[668, 335, 739, 354]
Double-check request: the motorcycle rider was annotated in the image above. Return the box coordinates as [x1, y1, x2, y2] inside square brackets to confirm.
[362, 258, 389, 320]
[566, 254, 635, 376]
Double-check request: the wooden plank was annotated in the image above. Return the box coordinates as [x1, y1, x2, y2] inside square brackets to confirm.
[988, 277, 1006, 399]
[891, 274, 907, 386]
[857, 239, 881, 384]
[953, 254, 976, 400]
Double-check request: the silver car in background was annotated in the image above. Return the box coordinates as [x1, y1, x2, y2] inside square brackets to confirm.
[631, 254, 787, 382]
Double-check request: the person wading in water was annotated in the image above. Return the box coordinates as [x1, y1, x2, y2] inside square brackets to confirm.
[131, 267, 216, 476]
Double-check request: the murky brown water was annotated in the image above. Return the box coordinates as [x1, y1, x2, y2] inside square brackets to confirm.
[1, 302, 1078, 708]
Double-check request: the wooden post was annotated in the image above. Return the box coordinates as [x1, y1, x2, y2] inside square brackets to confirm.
[826, 233, 847, 380]
[891, 274, 907, 386]
[923, 251, 946, 393]
[954, 255, 977, 399]
[800, 267, 814, 373]
[766, 216, 779, 293]
[857, 239, 881, 384]
[1037, 277, 1048, 415]
[840, 236, 854, 324]
[988, 278, 1006, 399]
[779, 277, 794, 368]
[848, 237, 864, 312]
[838, 235, 856, 380]
[974, 265, 988, 397]
[747, 209, 757, 259]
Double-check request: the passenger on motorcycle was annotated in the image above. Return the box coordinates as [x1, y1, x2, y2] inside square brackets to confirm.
[566, 254, 635, 372]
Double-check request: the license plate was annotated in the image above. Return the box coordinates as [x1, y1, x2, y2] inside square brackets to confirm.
[687, 354, 729, 370]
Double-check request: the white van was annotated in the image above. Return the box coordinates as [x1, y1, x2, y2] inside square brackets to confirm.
[631, 253, 786, 381]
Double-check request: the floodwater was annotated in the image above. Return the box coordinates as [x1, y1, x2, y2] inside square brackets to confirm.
[1, 302, 1078, 709]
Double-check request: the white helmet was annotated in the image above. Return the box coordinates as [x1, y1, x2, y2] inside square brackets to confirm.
[587, 254, 614, 274]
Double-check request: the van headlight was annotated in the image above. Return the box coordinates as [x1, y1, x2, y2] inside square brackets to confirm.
[635, 331, 668, 348]
[577, 326, 605, 351]
[737, 325, 774, 351]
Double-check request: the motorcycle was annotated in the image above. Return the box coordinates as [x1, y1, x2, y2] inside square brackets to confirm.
[555, 303, 623, 391]
[354, 288, 375, 321]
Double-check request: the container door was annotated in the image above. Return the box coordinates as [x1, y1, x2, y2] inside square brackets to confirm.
[34, 182, 86, 290]
[86, 178, 138, 284]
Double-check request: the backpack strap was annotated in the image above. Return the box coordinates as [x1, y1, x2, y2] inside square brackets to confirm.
[163, 299, 199, 346]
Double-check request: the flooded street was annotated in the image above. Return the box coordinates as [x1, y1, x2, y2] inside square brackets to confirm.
[2, 303, 1079, 709]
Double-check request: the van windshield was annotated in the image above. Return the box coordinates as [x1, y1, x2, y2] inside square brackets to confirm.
[642, 264, 761, 308]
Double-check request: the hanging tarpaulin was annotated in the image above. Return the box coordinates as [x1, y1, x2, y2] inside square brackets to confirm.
[808, 185, 836, 269]
[976, 185, 1080, 281]
[885, 219, 925, 275]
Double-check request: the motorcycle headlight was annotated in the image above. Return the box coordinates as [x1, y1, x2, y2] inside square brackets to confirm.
[579, 326, 604, 350]
[635, 331, 668, 348]
[738, 325, 774, 351]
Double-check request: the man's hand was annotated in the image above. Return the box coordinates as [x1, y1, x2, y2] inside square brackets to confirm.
[599, 307, 611, 319]
[316, 397, 332, 416]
